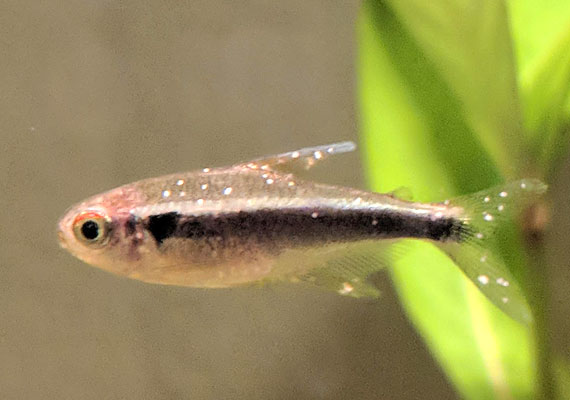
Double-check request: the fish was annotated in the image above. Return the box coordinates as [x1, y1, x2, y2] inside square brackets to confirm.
[57, 141, 546, 323]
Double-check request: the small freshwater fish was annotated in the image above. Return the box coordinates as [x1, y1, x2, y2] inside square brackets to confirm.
[58, 141, 546, 323]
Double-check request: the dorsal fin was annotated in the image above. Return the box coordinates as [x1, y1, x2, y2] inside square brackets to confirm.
[238, 141, 356, 173]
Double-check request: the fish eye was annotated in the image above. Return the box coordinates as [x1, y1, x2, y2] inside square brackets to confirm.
[72, 211, 111, 248]
[81, 220, 100, 240]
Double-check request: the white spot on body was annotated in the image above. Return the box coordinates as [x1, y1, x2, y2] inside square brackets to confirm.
[476, 233, 484, 239]
[327, 147, 334, 153]
[483, 196, 490, 203]
[480, 254, 487, 263]
[201, 184, 208, 190]
[311, 212, 319, 218]
[521, 182, 527, 189]
[196, 198, 204, 206]
[176, 179, 184, 186]
[499, 191, 508, 198]
[266, 178, 274, 185]
[223, 187, 233, 195]
[502, 297, 509, 303]
[291, 151, 300, 159]
[483, 212, 494, 221]
[478, 275, 490, 285]
[162, 190, 171, 198]
[288, 181, 295, 187]
[443, 199, 450, 205]
[314, 151, 323, 160]
[202, 168, 210, 173]
[497, 204, 505, 212]
[261, 173, 269, 179]
[179, 191, 186, 197]
[338, 282, 354, 295]
[372, 219, 378, 226]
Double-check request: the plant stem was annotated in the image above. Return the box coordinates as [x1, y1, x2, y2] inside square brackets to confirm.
[524, 203, 555, 399]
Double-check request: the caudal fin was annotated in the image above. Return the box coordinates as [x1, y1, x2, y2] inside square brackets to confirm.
[435, 179, 547, 324]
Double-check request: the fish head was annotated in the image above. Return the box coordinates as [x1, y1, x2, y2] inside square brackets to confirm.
[57, 185, 146, 276]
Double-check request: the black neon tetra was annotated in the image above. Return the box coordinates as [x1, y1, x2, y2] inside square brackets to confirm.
[58, 141, 546, 323]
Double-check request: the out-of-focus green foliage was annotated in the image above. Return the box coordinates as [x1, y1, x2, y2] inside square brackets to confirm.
[509, 0, 570, 177]
[556, 358, 570, 398]
[357, 0, 570, 399]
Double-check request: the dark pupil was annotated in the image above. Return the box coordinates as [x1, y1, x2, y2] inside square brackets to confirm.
[81, 220, 100, 240]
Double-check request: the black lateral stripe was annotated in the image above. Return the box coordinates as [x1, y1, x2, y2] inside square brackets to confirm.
[144, 208, 467, 246]
[146, 212, 180, 244]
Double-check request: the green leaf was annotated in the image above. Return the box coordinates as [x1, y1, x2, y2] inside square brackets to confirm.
[507, 0, 570, 83]
[358, 1, 534, 398]
[377, 0, 525, 177]
[507, 0, 570, 176]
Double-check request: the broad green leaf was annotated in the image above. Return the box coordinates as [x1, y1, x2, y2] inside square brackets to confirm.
[507, 0, 570, 83]
[358, 1, 534, 399]
[381, 0, 524, 177]
[507, 1, 570, 176]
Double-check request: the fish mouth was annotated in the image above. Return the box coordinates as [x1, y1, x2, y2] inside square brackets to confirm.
[57, 219, 69, 249]
[57, 228, 68, 249]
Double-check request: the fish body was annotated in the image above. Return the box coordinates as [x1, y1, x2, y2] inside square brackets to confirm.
[57, 142, 546, 323]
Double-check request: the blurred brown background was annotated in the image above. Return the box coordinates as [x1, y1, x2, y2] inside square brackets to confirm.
[1, 1, 568, 399]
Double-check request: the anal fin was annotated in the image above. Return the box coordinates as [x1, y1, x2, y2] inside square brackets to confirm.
[264, 240, 392, 299]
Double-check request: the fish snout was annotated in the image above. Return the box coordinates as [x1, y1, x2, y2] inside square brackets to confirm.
[57, 219, 70, 249]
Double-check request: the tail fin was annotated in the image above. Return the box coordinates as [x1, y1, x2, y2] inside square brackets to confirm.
[435, 179, 547, 324]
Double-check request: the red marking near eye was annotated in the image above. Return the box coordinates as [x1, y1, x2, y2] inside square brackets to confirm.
[73, 210, 106, 226]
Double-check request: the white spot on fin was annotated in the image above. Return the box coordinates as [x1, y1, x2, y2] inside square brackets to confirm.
[338, 282, 354, 295]
[483, 212, 494, 221]
[496, 278, 509, 287]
